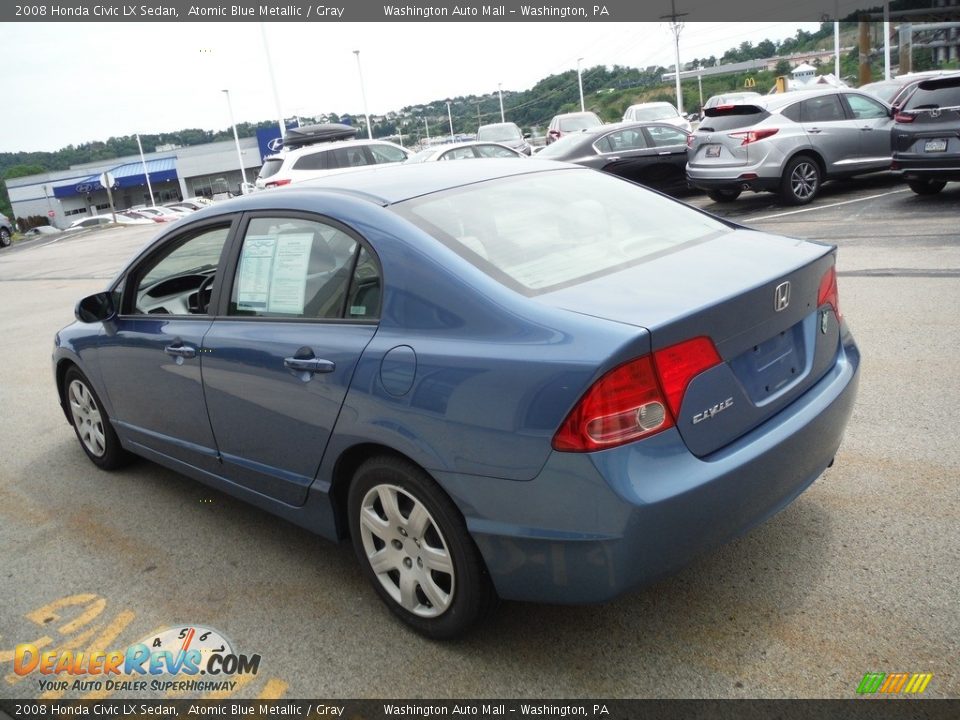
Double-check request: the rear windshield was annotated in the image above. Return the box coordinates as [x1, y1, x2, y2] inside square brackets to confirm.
[478, 125, 522, 142]
[905, 80, 960, 110]
[628, 106, 676, 121]
[699, 106, 769, 132]
[558, 115, 601, 132]
[258, 158, 284, 179]
[394, 169, 727, 294]
[536, 134, 588, 157]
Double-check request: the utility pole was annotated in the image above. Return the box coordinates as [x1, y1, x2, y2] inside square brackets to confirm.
[661, 0, 688, 115]
[859, 18, 872, 85]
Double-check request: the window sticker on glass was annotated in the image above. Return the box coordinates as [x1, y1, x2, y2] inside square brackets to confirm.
[236, 235, 277, 311]
[267, 233, 313, 314]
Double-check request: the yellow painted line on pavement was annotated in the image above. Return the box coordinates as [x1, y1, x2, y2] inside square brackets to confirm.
[257, 678, 290, 699]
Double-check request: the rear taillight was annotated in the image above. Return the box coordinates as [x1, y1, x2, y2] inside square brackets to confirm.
[552, 337, 721, 452]
[818, 265, 842, 322]
[728, 128, 779, 145]
[894, 112, 915, 123]
[653, 337, 722, 417]
[265, 178, 292, 188]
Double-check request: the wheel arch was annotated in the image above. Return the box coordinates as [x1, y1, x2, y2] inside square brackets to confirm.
[55, 358, 79, 422]
[785, 148, 826, 178]
[329, 443, 443, 541]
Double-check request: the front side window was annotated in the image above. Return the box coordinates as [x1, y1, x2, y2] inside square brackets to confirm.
[845, 93, 888, 119]
[369, 144, 408, 164]
[229, 217, 372, 320]
[131, 225, 230, 315]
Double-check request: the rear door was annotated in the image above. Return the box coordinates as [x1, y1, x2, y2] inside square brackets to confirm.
[201, 213, 380, 506]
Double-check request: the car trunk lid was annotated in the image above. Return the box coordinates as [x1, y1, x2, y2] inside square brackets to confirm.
[689, 104, 771, 167]
[537, 228, 841, 457]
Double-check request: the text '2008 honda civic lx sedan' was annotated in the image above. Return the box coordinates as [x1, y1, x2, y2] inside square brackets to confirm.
[54, 160, 860, 639]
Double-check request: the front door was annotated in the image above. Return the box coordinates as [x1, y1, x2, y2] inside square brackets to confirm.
[98, 221, 234, 472]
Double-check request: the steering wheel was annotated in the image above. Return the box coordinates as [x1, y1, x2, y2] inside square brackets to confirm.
[190, 275, 216, 314]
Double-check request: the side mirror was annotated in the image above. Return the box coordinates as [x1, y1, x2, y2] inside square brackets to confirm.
[75, 292, 116, 323]
[523, 132, 532, 139]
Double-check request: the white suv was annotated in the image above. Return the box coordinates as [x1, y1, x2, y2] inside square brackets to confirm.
[255, 139, 412, 189]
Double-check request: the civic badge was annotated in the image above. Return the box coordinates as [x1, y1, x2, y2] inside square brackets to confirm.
[774, 281, 791, 312]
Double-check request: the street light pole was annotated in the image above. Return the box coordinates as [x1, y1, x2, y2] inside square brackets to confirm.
[222, 89, 248, 190]
[446, 100, 454, 141]
[576, 57, 585, 112]
[424, 116, 431, 144]
[135, 133, 155, 206]
[498, 83, 505, 122]
[663, 0, 687, 115]
[259, 22, 286, 142]
[353, 50, 373, 140]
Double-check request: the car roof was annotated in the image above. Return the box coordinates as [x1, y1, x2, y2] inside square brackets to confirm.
[264, 138, 400, 162]
[478, 122, 520, 130]
[552, 111, 599, 119]
[213, 160, 579, 208]
[626, 101, 674, 109]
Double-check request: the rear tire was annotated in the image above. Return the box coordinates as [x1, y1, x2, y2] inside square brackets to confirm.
[0, 228, 11, 248]
[348, 456, 497, 639]
[64, 367, 131, 470]
[706, 188, 741, 203]
[907, 178, 946, 195]
[780, 155, 821, 205]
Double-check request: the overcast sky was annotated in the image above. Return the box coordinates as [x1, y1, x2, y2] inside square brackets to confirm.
[3, 21, 820, 153]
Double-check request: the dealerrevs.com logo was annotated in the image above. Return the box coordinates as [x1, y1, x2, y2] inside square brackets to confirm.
[14, 625, 260, 694]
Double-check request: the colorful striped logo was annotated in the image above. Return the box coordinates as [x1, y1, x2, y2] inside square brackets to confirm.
[857, 672, 933, 694]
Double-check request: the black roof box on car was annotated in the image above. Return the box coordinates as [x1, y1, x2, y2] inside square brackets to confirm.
[283, 123, 359, 149]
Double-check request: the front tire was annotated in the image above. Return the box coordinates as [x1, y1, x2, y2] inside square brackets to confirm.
[780, 155, 821, 205]
[348, 456, 496, 639]
[907, 178, 946, 195]
[64, 367, 130, 470]
[0, 228, 11, 247]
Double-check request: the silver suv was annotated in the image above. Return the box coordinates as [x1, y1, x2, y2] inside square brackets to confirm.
[687, 88, 893, 205]
[0, 212, 14, 248]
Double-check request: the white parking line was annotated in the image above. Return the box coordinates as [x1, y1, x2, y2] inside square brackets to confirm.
[749, 188, 910, 222]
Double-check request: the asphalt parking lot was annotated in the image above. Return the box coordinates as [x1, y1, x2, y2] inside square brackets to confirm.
[1, 176, 958, 700]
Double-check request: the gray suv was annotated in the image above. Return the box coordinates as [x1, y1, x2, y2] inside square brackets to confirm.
[0, 212, 14, 248]
[687, 88, 893, 205]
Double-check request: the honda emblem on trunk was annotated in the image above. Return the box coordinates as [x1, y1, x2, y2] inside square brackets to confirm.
[774, 281, 791, 312]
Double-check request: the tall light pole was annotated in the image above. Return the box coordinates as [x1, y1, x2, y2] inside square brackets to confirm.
[576, 57, 585, 112]
[446, 100, 454, 141]
[424, 116, 431, 145]
[353, 50, 373, 139]
[696, 66, 703, 115]
[259, 23, 286, 142]
[498, 83, 505, 122]
[663, 0, 687, 115]
[135, 133, 155, 206]
[222, 89, 248, 190]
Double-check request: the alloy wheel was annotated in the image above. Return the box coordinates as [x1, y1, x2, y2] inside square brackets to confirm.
[790, 161, 819, 201]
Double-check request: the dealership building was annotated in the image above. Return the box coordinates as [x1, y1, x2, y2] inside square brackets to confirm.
[6, 135, 273, 228]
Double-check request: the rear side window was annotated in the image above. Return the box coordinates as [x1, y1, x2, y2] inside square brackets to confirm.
[905, 81, 960, 110]
[330, 146, 371, 168]
[700, 106, 769, 131]
[293, 150, 329, 171]
[229, 217, 364, 319]
[799, 95, 845, 122]
[601, 129, 647, 151]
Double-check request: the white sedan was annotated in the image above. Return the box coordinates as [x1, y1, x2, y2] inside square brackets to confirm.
[406, 141, 527, 163]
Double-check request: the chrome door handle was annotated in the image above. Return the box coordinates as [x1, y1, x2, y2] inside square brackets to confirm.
[164, 344, 196, 359]
[807, 128, 822, 134]
[284, 357, 335, 374]
[658, 151, 671, 155]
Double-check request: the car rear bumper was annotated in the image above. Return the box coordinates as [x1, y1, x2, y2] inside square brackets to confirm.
[687, 173, 781, 193]
[436, 329, 860, 604]
[892, 155, 960, 181]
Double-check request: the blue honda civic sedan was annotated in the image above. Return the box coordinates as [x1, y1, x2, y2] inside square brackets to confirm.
[54, 160, 859, 638]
